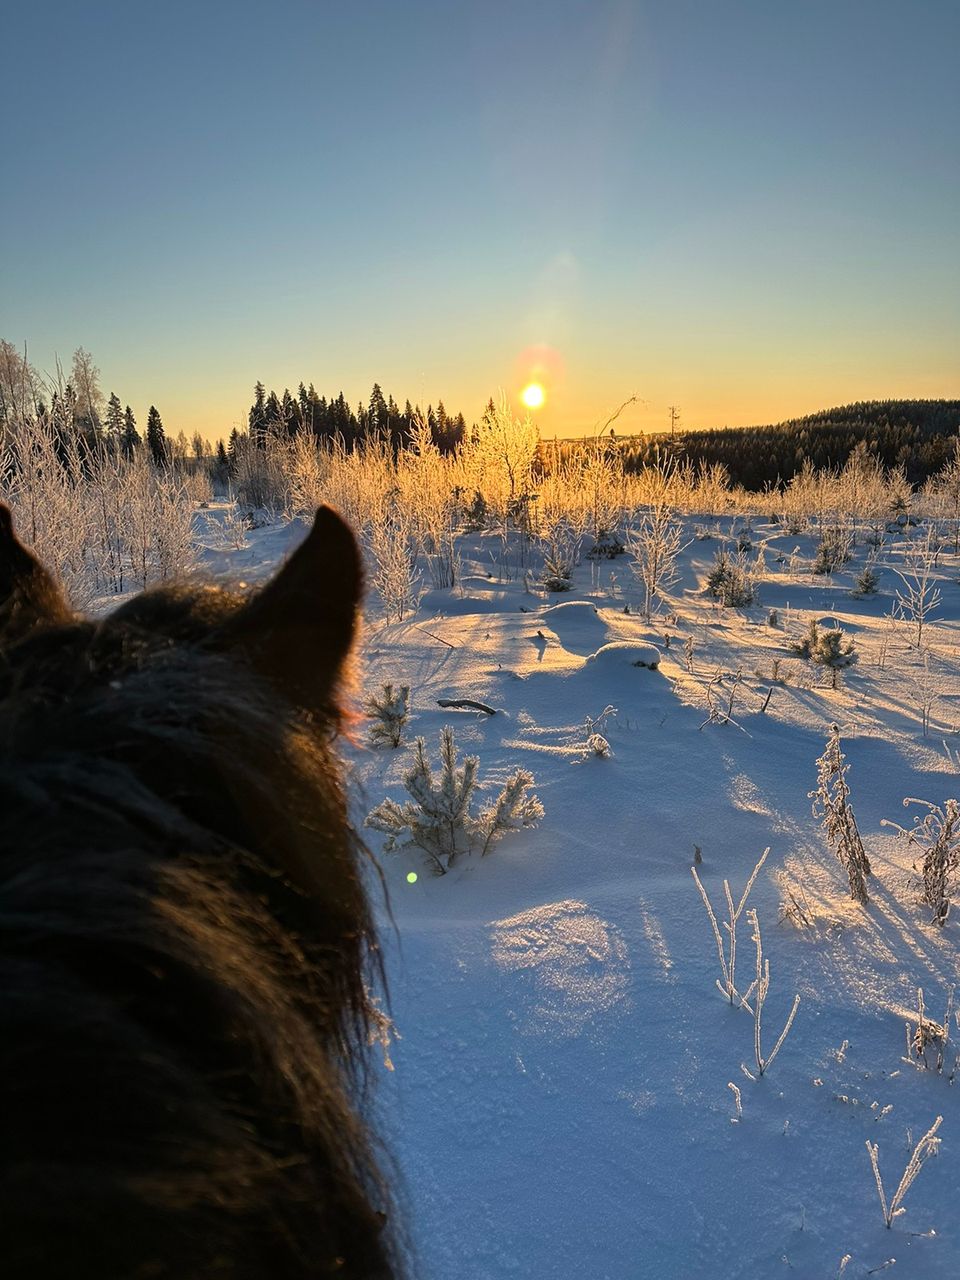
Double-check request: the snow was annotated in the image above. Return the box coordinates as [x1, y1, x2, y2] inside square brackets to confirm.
[584, 640, 662, 669]
[213, 513, 960, 1279]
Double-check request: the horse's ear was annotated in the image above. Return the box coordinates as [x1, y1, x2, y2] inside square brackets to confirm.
[0, 504, 71, 640]
[216, 506, 363, 713]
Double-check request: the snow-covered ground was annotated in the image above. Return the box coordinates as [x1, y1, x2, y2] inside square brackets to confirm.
[203, 510, 960, 1279]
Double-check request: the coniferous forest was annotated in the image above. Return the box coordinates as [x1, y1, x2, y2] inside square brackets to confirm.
[619, 400, 960, 488]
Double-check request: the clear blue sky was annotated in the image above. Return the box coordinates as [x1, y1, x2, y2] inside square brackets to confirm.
[2, 0, 958, 440]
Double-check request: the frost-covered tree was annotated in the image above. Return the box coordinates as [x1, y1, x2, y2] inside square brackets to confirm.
[467, 393, 539, 506]
[370, 513, 421, 621]
[894, 532, 941, 649]
[811, 724, 871, 904]
[365, 727, 543, 874]
[71, 346, 103, 435]
[627, 485, 686, 618]
[366, 682, 410, 748]
[934, 436, 960, 553]
[0, 339, 39, 429]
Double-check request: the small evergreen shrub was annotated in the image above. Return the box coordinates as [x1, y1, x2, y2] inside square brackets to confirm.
[789, 621, 857, 685]
[812, 528, 852, 574]
[705, 550, 755, 607]
[853, 565, 880, 596]
[366, 682, 410, 748]
[542, 551, 573, 592]
[365, 727, 544, 875]
[588, 528, 626, 559]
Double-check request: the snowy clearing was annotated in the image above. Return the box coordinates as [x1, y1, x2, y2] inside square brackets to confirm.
[200, 508, 960, 1280]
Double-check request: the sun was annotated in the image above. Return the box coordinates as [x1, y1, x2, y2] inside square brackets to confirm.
[521, 382, 545, 410]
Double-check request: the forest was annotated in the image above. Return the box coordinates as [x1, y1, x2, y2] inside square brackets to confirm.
[618, 400, 960, 488]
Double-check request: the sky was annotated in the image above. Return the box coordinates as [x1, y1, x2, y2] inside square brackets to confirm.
[2, 0, 958, 442]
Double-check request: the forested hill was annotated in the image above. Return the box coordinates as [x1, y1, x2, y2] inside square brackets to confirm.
[621, 400, 960, 488]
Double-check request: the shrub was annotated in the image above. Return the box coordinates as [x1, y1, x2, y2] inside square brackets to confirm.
[583, 705, 617, 758]
[588, 527, 626, 559]
[542, 550, 573, 592]
[365, 727, 544, 874]
[812, 528, 852, 574]
[789, 621, 857, 686]
[810, 724, 871, 903]
[854, 564, 880, 596]
[882, 797, 960, 926]
[705, 550, 755, 607]
[366, 683, 410, 749]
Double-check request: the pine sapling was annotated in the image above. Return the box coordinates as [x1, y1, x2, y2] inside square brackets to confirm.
[854, 564, 880, 596]
[365, 728, 478, 874]
[477, 769, 544, 856]
[811, 725, 872, 903]
[365, 726, 543, 874]
[790, 621, 857, 688]
[366, 682, 410, 748]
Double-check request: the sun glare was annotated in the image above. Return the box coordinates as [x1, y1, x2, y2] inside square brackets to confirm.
[521, 382, 545, 410]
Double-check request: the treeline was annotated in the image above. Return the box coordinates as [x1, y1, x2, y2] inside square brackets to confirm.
[0, 341, 471, 468]
[620, 400, 960, 489]
[240, 380, 467, 457]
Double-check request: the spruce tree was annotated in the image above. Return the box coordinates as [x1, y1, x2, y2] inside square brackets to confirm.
[146, 405, 168, 465]
[264, 390, 281, 437]
[368, 383, 387, 435]
[105, 392, 124, 440]
[248, 381, 266, 447]
[122, 405, 141, 455]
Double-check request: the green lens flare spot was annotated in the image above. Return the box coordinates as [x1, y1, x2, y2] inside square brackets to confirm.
[406, 872, 418, 884]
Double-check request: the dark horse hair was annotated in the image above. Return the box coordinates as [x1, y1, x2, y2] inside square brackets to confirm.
[0, 504, 403, 1279]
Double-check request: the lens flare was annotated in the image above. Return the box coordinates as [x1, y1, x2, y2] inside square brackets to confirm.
[521, 382, 545, 410]
[406, 872, 418, 884]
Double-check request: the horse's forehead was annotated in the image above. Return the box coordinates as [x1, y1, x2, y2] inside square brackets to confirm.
[106, 583, 242, 634]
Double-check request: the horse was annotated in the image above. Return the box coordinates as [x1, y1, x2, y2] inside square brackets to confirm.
[0, 503, 403, 1279]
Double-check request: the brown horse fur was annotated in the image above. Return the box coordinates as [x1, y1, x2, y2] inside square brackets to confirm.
[0, 505, 404, 1279]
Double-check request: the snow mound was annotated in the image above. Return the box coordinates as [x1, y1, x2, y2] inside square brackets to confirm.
[814, 614, 859, 633]
[584, 641, 661, 669]
[542, 601, 599, 620]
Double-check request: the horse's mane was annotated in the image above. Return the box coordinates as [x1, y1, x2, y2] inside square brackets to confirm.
[0, 507, 403, 1279]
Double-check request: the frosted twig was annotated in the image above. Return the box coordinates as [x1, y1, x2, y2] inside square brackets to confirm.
[746, 908, 800, 1076]
[728, 1081, 742, 1122]
[866, 1115, 943, 1228]
[691, 848, 769, 1007]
